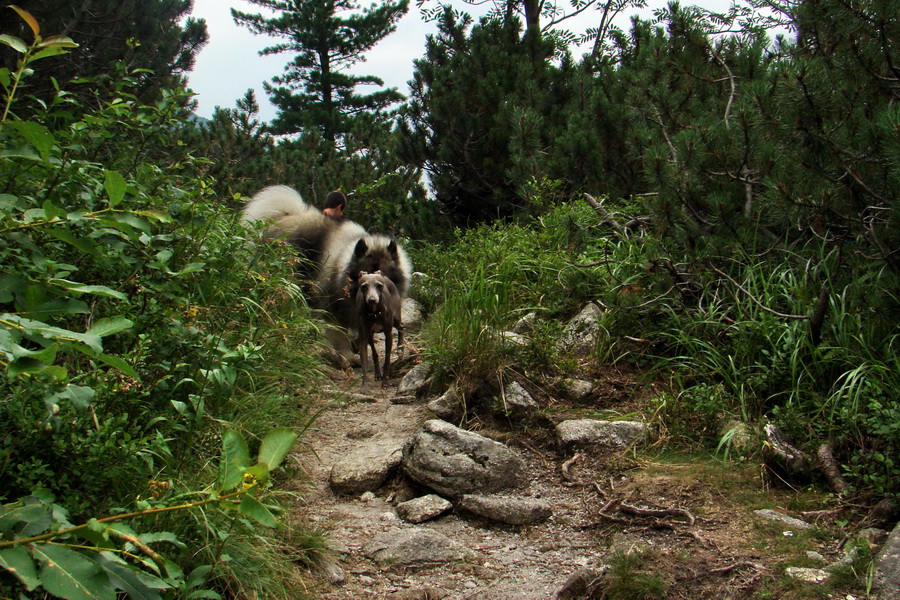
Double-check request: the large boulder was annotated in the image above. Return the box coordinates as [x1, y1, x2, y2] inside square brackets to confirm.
[402, 419, 527, 499]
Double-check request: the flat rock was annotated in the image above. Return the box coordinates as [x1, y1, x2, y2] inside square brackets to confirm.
[365, 528, 475, 567]
[555, 419, 649, 452]
[784, 567, 828, 584]
[752, 509, 814, 531]
[457, 494, 552, 525]
[402, 419, 527, 499]
[396, 494, 453, 524]
[329, 435, 406, 495]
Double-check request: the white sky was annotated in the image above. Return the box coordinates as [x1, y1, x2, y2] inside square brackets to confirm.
[186, 0, 733, 122]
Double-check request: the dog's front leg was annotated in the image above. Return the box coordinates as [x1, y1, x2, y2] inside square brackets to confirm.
[358, 327, 370, 381]
[370, 335, 382, 380]
[382, 323, 393, 382]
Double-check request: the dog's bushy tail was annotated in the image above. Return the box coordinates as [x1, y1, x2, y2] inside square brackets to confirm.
[241, 185, 309, 224]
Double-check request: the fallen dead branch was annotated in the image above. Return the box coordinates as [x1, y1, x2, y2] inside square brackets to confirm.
[561, 452, 584, 483]
[619, 502, 697, 526]
[816, 443, 848, 494]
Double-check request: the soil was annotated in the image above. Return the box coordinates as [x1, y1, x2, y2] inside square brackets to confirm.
[284, 342, 858, 600]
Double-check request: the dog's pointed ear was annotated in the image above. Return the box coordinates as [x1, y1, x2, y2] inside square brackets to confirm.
[387, 240, 399, 259]
[354, 238, 369, 257]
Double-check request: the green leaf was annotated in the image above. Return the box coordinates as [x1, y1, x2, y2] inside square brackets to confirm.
[9, 6, 40, 37]
[0, 546, 40, 591]
[0, 502, 51, 535]
[52, 384, 95, 411]
[256, 427, 297, 471]
[47, 279, 126, 300]
[104, 171, 126, 208]
[96, 353, 138, 380]
[8, 356, 64, 378]
[45, 228, 99, 255]
[36, 35, 78, 49]
[219, 430, 250, 491]
[30, 544, 117, 600]
[0, 34, 28, 54]
[10, 121, 55, 162]
[93, 552, 169, 600]
[87, 316, 133, 338]
[2, 314, 103, 354]
[0, 273, 26, 303]
[31, 299, 91, 317]
[238, 495, 278, 528]
[10, 341, 57, 363]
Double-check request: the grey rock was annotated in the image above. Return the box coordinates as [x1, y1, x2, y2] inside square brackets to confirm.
[874, 522, 900, 599]
[396, 494, 453, 524]
[427, 384, 460, 420]
[556, 567, 607, 600]
[559, 378, 594, 401]
[402, 419, 527, 499]
[497, 330, 529, 348]
[555, 419, 649, 452]
[457, 494, 552, 525]
[512, 311, 537, 334]
[752, 509, 814, 530]
[719, 419, 757, 455]
[785, 567, 828, 583]
[826, 546, 861, 571]
[318, 558, 346, 585]
[401, 297, 425, 331]
[557, 303, 604, 356]
[397, 361, 434, 396]
[365, 528, 475, 567]
[329, 435, 406, 495]
[498, 380, 539, 415]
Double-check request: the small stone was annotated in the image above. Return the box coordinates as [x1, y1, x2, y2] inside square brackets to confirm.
[785, 567, 829, 583]
[396, 494, 453, 524]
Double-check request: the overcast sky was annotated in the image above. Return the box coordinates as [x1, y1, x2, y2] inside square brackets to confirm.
[185, 0, 731, 123]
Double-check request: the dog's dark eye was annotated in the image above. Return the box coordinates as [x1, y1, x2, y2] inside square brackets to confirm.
[376, 283, 383, 291]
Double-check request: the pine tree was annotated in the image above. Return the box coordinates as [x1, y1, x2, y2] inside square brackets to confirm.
[399, 8, 560, 223]
[0, 1, 208, 105]
[232, 0, 409, 142]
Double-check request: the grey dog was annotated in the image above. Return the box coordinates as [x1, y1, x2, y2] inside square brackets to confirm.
[355, 271, 404, 381]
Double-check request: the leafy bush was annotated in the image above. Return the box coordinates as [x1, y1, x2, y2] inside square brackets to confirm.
[0, 10, 323, 598]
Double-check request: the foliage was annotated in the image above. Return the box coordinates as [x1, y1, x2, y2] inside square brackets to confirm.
[0, 9, 322, 598]
[0, 427, 296, 600]
[399, 8, 567, 223]
[0, 1, 208, 110]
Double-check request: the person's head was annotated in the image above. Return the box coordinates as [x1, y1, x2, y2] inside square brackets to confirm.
[323, 191, 346, 219]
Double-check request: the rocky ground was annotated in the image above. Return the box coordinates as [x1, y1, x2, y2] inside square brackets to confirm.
[283, 332, 897, 600]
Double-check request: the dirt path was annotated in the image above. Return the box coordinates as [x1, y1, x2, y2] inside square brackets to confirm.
[286, 354, 850, 600]
[286, 357, 619, 599]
